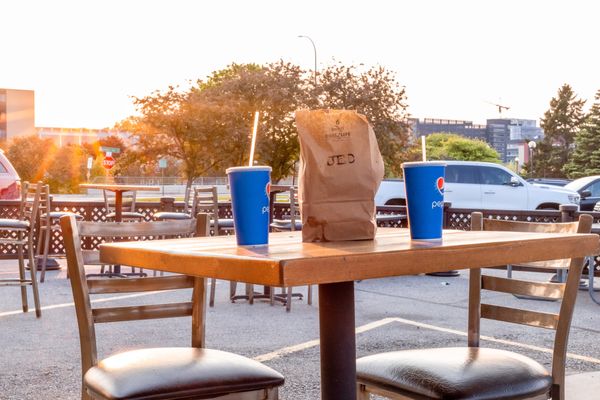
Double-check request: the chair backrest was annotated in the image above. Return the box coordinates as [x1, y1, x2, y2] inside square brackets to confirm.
[18, 182, 42, 237]
[191, 186, 219, 222]
[103, 189, 137, 213]
[469, 212, 592, 399]
[60, 214, 210, 383]
[288, 186, 300, 231]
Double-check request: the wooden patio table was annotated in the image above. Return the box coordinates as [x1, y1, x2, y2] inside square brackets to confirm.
[79, 183, 160, 222]
[99, 227, 599, 400]
[80, 183, 160, 275]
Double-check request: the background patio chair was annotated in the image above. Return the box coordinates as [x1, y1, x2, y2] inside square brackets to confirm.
[269, 186, 310, 311]
[356, 212, 592, 400]
[0, 181, 42, 317]
[36, 182, 83, 282]
[103, 189, 145, 221]
[60, 214, 284, 400]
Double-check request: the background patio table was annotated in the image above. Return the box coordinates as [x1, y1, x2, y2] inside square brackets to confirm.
[99, 227, 599, 400]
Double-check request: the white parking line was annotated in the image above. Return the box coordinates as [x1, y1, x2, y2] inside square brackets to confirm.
[253, 317, 600, 365]
[0, 292, 160, 318]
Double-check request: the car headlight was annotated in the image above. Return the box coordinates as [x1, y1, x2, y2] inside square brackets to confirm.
[568, 194, 580, 204]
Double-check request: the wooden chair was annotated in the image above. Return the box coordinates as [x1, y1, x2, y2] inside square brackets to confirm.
[36, 182, 83, 282]
[0, 181, 42, 317]
[356, 212, 593, 400]
[60, 214, 284, 400]
[103, 190, 145, 221]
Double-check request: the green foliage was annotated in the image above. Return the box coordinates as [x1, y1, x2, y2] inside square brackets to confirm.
[564, 89, 600, 178]
[5, 135, 57, 182]
[422, 133, 500, 162]
[317, 63, 410, 176]
[45, 145, 88, 193]
[121, 61, 411, 182]
[533, 84, 585, 178]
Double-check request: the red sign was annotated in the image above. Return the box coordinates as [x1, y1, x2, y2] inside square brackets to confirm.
[102, 156, 116, 170]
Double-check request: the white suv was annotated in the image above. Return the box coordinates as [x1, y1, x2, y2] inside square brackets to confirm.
[376, 161, 580, 210]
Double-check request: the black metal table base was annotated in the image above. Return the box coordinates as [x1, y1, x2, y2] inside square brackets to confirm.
[319, 281, 356, 400]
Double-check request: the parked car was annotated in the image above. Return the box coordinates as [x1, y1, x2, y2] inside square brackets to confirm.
[563, 175, 600, 211]
[0, 150, 20, 199]
[526, 178, 572, 187]
[375, 161, 580, 210]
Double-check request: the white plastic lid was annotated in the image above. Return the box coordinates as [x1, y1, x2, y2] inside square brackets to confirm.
[226, 166, 272, 174]
[401, 161, 447, 168]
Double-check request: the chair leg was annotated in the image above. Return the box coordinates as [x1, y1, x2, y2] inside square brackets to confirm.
[17, 242, 28, 313]
[286, 287, 292, 312]
[209, 278, 216, 307]
[307, 285, 312, 306]
[230, 281, 237, 299]
[27, 238, 41, 318]
[357, 383, 370, 400]
[246, 284, 254, 305]
[40, 226, 51, 283]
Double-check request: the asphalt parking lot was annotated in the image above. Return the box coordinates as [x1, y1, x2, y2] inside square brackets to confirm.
[1, 259, 599, 399]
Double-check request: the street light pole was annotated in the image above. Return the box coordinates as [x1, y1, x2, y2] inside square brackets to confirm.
[298, 35, 317, 86]
[528, 141, 537, 176]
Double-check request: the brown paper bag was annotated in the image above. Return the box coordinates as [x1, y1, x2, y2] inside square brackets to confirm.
[295, 109, 384, 242]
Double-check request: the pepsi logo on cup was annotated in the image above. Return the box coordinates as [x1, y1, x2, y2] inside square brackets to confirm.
[265, 182, 271, 197]
[432, 176, 445, 209]
[436, 177, 444, 195]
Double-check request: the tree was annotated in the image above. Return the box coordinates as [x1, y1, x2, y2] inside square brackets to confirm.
[317, 63, 410, 176]
[45, 144, 88, 193]
[533, 84, 585, 177]
[5, 135, 57, 182]
[196, 61, 310, 182]
[564, 89, 600, 178]
[421, 133, 500, 163]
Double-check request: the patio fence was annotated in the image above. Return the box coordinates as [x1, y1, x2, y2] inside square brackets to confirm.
[0, 199, 597, 277]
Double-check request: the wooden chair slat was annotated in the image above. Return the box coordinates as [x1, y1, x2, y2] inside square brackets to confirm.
[482, 218, 579, 233]
[92, 302, 193, 323]
[88, 275, 195, 294]
[481, 275, 565, 299]
[481, 303, 559, 329]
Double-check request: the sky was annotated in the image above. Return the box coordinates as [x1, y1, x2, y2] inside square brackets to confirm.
[2, 0, 599, 129]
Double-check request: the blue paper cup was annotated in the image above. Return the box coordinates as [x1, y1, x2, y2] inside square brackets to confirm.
[402, 162, 446, 240]
[226, 166, 272, 246]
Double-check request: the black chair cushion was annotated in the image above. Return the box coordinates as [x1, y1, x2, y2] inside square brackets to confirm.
[0, 219, 29, 229]
[356, 347, 552, 400]
[216, 218, 234, 229]
[106, 212, 145, 220]
[154, 212, 192, 221]
[270, 219, 303, 231]
[84, 347, 284, 400]
[42, 211, 84, 220]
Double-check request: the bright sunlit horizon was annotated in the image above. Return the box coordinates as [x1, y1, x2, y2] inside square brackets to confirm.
[2, 0, 600, 129]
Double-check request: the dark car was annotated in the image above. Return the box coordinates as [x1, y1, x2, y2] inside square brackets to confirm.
[563, 176, 600, 211]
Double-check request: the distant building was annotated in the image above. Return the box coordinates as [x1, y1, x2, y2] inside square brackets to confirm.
[409, 118, 487, 141]
[37, 127, 133, 147]
[0, 88, 35, 141]
[410, 117, 543, 163]
[487, 118, 543, 163]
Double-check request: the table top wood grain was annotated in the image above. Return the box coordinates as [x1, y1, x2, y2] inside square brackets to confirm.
[100, 228, 599, 287]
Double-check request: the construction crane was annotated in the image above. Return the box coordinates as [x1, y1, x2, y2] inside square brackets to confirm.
[485, 100, 510, 116]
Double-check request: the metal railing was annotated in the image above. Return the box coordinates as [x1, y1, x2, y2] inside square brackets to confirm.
[0, 199, 596, 277]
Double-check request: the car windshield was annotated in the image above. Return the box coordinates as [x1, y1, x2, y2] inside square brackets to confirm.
[565, 176, 600, 191]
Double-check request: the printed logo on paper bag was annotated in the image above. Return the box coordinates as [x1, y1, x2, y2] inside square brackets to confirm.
[436, 177, 444, 195]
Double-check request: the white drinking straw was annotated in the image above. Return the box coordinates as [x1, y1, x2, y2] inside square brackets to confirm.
[248, 111, 260, 166]
[421, 135, 427, 162]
